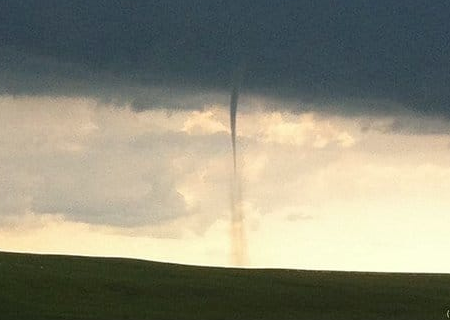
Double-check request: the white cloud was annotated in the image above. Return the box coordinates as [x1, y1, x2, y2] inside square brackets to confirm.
[182, 107, 228, 135]
[2, 96, 450, 272]
[237, 111, 357, 148]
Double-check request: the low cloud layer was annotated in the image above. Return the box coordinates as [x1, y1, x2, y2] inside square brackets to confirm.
[3, 96, 450, 231]
[2, 96, 450, 272]
[1, 1, 449, 120]
[0, 98, 192, 227]
[0, 96, 360, 228]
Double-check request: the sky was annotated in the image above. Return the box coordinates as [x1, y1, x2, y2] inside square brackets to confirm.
[1, 1, 450, 272]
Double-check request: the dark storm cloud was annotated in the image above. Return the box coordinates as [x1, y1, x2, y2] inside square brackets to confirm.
[1, 0, 449, 117]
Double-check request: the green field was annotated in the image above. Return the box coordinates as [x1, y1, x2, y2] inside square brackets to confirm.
[0, 251, 449, 319]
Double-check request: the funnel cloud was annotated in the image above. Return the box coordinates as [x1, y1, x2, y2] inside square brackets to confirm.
[229, 65, 247, 266]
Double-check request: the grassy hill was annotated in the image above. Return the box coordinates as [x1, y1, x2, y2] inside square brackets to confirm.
[0, 251, 449, 320]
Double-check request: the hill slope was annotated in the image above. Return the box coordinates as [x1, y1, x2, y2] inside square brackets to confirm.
[0, 251, 449, 319]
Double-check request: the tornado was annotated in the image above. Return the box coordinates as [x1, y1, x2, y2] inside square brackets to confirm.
[229, 64, 247, 266]
[230, 84, 239, 173]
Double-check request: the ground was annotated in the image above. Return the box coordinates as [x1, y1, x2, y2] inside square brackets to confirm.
[0, 251, 449, 319]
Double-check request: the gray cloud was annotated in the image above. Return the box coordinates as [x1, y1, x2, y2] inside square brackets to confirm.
[29, 156, 188, 227]
[0, 136, 188, 227]
[1, 1, 449, 121]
